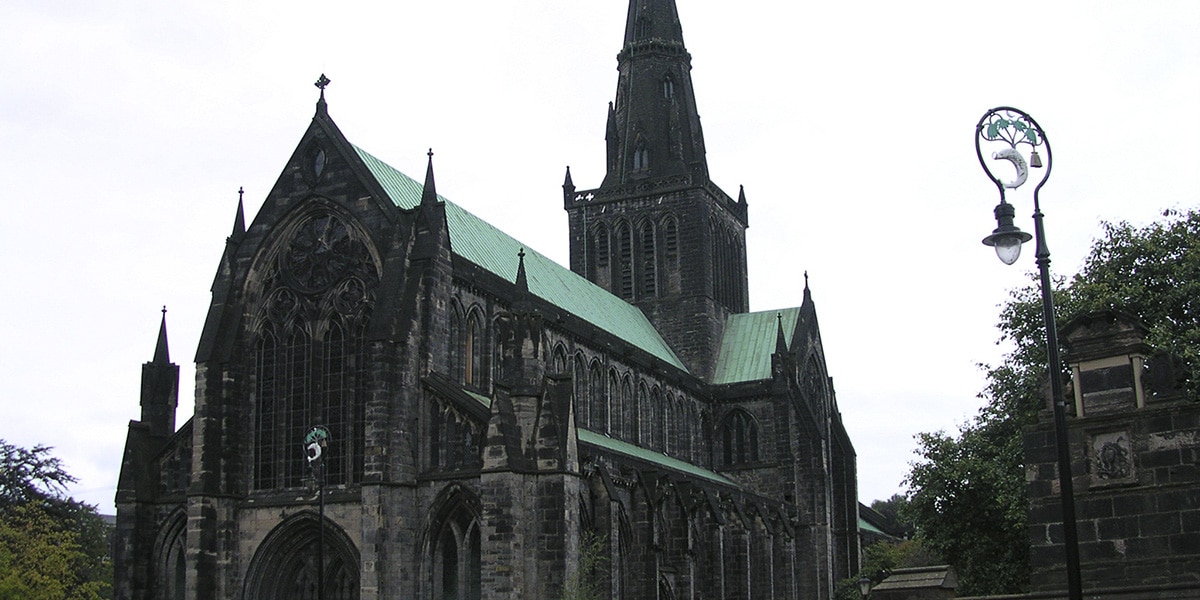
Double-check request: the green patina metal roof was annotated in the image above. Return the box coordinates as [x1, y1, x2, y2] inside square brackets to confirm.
[859, 516, 886, 535]
[354, 146, 686, 371]
[711, 307, 801, 385]
[577, 429, 738, 488]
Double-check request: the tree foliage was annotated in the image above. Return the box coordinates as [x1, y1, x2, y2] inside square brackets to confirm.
[0, 441, 112, 600]
[561, 531, 609, 600]
[869, 494, 917, 540]
[904, 208, 1199, 596]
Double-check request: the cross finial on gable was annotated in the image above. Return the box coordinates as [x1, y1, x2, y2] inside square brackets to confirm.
[315, 73, 331, 97]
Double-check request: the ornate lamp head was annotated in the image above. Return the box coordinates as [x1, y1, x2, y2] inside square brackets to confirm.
[975, 107, 1051, 264]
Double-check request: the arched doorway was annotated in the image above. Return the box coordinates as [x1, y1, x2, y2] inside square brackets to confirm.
[243, 511, 360, 600]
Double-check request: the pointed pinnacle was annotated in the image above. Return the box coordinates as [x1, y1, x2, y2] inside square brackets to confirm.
[421, 148, 439, 206]
[515, 248, 529, 293]
[153, 306, 170, 364]
[775, 312, 788, 353]
[232, 187, 246, 237]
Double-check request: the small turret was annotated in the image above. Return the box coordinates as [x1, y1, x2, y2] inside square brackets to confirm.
[140, 307, 179, 437]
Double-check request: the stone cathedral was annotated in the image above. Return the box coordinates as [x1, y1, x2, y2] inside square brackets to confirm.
[114, 1, 860, 598]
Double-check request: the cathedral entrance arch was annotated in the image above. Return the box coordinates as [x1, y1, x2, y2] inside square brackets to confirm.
[243, 511, 360, 600]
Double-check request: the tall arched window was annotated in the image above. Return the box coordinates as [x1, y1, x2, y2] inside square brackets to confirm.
[449, 303, 465, 384]
[721, 409, 760, 466]
[640, 221, 657, 298]
[620, 375, 633, 440]
[593, 224, 610, 283]
[590, 362, 607, 433]
[634, 382, 648, 445]
[609, 370, 622, 437]
[574, 355, 589, 429]
[465, 310, 484, 388]
[254, 331, 279, 490]
[617, 222, 633, 300]
[651, 388, 665, 451]
[552, 344, 568, 375]
[282, 328, 311, 488]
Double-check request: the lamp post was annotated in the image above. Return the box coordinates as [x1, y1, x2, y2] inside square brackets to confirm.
[975, 106, 1081, 600]
[305, 425, 331, 600]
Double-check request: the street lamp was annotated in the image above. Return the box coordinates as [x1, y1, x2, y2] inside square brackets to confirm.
[305, 425, 331, 600]
[975, 106, 1081, 600]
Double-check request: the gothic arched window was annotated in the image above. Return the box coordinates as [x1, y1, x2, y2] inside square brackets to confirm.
[640, 221, 657, 298]
[574, 355, 589, 429]
[632, 145, 649, 171]
[552, 344, 568, 375]
[589, 361, 607, 433]
[609, 370, 621, 437]
[465, 309, 484, 389]
[652, 388, 666, 451]
[449, 302, 465, 383]
[620, 375, 633, 440]
[721, 409, 760, 466]
[617, 222, 633, 300]
[594, 224, 610, 270]
[252, 212, 375, 492]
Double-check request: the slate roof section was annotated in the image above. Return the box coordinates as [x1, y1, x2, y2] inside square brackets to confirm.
[353, 145, 687, 372]
[711, 307, 801, 384]
[871, 565, 957, 592]
[577, 429, 738, 488]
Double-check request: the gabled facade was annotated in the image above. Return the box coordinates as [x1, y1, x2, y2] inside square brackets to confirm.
[114, 2, 858, 599]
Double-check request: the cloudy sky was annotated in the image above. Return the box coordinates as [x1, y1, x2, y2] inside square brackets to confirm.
[3, 1, 1197, 514]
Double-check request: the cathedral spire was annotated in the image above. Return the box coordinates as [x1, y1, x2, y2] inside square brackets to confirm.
[153, 306, 170, 365]
[602, 0, 708, 187]
[420, 149, 439, 206]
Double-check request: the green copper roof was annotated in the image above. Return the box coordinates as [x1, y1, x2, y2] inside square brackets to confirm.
[711, 307, 801, 384]
[859, 516, 886, 535]
[577, 429, 738, 488]
[353, 146, 686, 371]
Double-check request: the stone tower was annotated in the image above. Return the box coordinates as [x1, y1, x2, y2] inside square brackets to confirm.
[564, 0, 749, 380]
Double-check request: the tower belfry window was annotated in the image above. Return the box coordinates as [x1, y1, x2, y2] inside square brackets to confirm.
[662, 76, 675, 99]
[632, 147, 649, 171]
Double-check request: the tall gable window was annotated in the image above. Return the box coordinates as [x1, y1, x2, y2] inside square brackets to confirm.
[252, 212, 375, 491]
[720, 409, 760, 466]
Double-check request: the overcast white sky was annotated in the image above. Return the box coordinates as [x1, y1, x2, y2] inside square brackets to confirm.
[2, 1, 1197, 514]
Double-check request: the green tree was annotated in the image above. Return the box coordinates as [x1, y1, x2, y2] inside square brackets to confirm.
[0, 441, 112, 600]
[869, 494, 917, 540]
[561, 531, 609, 600]
[904, 207, 1200, 596]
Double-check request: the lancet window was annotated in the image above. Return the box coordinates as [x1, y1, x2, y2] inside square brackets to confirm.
[721, 409, 760, 466]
